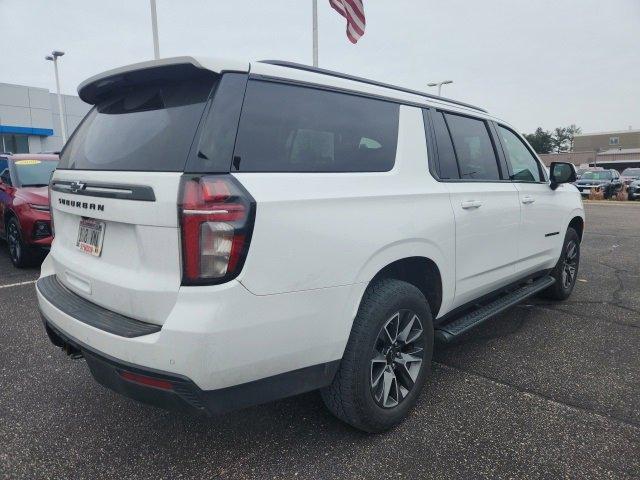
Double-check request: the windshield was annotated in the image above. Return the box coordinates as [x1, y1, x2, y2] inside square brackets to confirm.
[581, 171, 612, 180]
[622, 168, 640, 177]
[13, 159, 59, 187]
[60, 72, 217, 171]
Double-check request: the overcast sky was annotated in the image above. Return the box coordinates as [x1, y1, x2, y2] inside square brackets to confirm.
[1, 0, 638, 134]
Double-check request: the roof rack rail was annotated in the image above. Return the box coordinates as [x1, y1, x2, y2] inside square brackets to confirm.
[258, 60, 487, 113]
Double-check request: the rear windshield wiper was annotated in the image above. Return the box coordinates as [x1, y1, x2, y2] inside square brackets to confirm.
[21, 183, 49, 187]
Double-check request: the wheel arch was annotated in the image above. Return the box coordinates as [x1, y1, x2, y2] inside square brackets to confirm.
[353, 240, 451, 321]
[3, 208, 18, 231]
[568, 215, 584, 241]
[369, 257, 443, 320]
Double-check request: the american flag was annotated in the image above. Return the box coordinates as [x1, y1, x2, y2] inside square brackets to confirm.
[329, 0, 366, 44]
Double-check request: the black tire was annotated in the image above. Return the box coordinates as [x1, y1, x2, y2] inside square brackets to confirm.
[6, 217, 35, 268]
[321, 279, 434, 433]
[540, 227, 580, 301]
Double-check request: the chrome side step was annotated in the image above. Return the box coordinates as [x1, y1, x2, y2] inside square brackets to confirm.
[435, 275, 555, 343]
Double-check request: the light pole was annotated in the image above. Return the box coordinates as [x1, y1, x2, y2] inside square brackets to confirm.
[45, 50, 67, 145]
[427, 80, 453, 96]
[312, 0, 318, 67]
[150, 0, 160, 59]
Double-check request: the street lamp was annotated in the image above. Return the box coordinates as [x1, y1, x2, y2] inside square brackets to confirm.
[45, 50, 67, 145]
[427, 80, 453, 96]
[150, 0, 160, 59]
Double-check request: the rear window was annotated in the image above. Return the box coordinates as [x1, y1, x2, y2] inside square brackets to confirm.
[59, 72, 216, 171]
[582, 171, 612, 180]
[13, 159, 59, 187]
[232, 81, 399, 172]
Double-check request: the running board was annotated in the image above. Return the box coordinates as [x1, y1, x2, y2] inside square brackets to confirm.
[435, 275, 555, 343]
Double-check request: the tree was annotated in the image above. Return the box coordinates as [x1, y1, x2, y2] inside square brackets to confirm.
[523, 128, 554, 154]
[566, 124, 582, 151]
[551, 127, 570, 153]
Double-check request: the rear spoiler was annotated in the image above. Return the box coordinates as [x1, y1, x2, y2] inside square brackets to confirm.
[78, 56, 249, 104]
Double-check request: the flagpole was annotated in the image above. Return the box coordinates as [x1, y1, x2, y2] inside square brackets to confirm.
[312, 0, 318, 67]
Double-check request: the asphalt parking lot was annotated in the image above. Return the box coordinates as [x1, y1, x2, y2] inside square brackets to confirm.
[1, 203, 638, 479]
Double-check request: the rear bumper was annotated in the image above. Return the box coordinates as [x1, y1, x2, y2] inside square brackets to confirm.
[36, 254, 361, 414]
[42, 318, 338, 415]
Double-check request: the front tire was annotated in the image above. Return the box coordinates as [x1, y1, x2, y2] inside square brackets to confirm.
[321, 279, 434, 433]
[541, 227, 580, 300]
[6, 217, 35, 268]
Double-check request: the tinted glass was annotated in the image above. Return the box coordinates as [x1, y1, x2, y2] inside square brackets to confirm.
[0, 156, 8, 172]
[445, 113, 500, 180]
[1, 134, 29, 154]
[13, 159, 59, 186]
[431, 111, 459, 179]
[59, 73, 216, 171]
[233, 81, 399, 172]
[497, 126, 542, 182]
[186, 73, 247, 173]
[582, 171, 612, 180]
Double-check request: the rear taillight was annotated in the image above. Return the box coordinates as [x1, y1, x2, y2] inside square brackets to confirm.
[179, 175, 255, 285]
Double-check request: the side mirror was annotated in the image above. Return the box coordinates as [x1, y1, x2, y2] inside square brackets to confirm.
[549, 162, 576, 190]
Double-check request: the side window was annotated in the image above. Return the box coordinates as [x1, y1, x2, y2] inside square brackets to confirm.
[187, 73, 247, 173]
[233, 81, 399, 172]
[444, 113, 501, 180]
[430, 111, 459, 179]
[497, 125, 542, 182]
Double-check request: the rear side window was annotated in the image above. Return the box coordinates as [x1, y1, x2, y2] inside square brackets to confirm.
[59, 72, 217, 171]
[430, 111, 459, 179]
[444, 113, 501, 180]
[233, 81, 399, 172]
[497, 125, 542, 182]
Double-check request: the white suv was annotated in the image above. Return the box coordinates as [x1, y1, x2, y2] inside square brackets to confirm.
[37, 57, 584, 432]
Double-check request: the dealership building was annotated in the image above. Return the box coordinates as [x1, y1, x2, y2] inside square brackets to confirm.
[0, 82, 90, 154]
[539, 128, 640, 172]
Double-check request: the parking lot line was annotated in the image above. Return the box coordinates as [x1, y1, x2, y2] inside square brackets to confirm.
[0, 279, 36, 289]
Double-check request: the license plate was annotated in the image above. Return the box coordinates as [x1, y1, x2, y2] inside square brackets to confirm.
[76, 218, 105, 257]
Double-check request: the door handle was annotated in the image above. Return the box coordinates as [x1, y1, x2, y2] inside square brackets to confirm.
[461, 200, 483, 209]
[521, 195, 536, 204]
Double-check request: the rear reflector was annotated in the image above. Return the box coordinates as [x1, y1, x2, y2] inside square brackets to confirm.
[179, 175, 255, 285]
[119, 371, 174, 390]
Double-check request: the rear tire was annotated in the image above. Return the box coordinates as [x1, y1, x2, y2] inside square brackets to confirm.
[540, 227, 580, 301]
[321, 279, 434, 433]
[6, 217, 36, 268]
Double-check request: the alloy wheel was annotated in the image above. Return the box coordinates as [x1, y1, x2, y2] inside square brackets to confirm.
[562, 240, 578, 289]
[370, 309, 424, 408]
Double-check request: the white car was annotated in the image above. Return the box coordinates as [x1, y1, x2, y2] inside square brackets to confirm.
[37, 57, 584, 432]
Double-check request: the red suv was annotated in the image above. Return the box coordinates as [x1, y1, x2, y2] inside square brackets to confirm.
[0, 153, 58, 267]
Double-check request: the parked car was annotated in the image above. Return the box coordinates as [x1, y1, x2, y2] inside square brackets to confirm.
[575, 166, 603, 180]
[0, 153, 58, 267]
[628, 179, 640, 200]
[620, 167, 640, 185]
[573, 169, 623, 198]
[37, 57, 584, 433]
